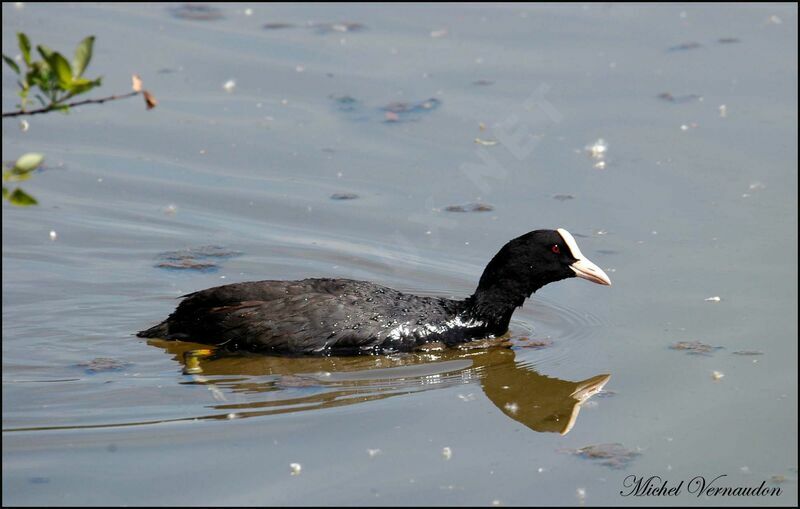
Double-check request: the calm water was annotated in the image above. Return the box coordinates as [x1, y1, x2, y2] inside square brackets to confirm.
[2, 3, 797, 506]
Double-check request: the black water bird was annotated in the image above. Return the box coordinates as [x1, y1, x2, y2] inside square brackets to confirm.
[138, 229, 611, 355]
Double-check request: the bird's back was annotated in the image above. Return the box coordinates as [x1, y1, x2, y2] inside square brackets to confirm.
[138, 278, 464, 354]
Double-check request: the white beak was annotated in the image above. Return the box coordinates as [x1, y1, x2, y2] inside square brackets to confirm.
[570, 257, 612, 286]
[557, 228, 612, 286]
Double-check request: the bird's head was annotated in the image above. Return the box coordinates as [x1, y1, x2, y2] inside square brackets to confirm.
[469, 228, 611, 327]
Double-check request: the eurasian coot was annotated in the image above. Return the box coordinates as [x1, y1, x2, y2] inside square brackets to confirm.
[138, 228, 610, 355]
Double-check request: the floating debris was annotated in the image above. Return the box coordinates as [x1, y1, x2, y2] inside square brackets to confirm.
[442, 447, 452, 460]
[570, 443, 640, 469]
[657, 92, 703, 104]
[164, 204, 178, 215]
[367, 448, 382, 458]
[670, 341, 723, 355]
[517, 338, 553, 349]
[330, 192, 359, 200]
[594, 390, 617, 399]
[330, 95, 360, 112]
[156, 259, 218, 271]
[767, 15, 782, 24]
[472, 79, 495, 86]
[474, 138, 498, 146]
[156, 67, 182, 74]
[704, 296, 721, 302]
[718, 37, 741, 44]
[444, 203, 494, 213]
[732, 350, 763, 356]
[49, 230, 57, 241]
[289, 463, 302, 476]
[668, 42, 702, 52]
[19, 119, 29, 132]
[553, 194, 574, 202]
[770, 475, 786, 484]
[223, 79, 236, 93]
[310, 21, 367, 34]
[430, 28, 448, 38]
[504, 402, 519, 414]
[155, 245, 241, 272]
[77, 357, 132, 374]
[263, 22, 295, 30]
[332, 95, 441, 123]
[719, 104, 727, 117]
[164, 245, 240, 258]
[382, 97, 441, 116]
[712, 370, 725, 381]
[169, 4, 223, 21]
[585, 138, 607, 160]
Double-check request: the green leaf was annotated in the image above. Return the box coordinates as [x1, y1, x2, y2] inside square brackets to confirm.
[17, 32, 31, 65]
[8, 188, 38, 206]
[15, 153, 44, 173]
[28, 62, 54, 92]
[5, 170, 33, 182]
[72, 35, 94, 77]
[2, 187, 8, 199]
[36, 44, 54, 62]
[63, 76, 101, 98]
[3, 53, 20, 74]
[28, 74, 50, 93]
[28, 59, 54, 94]
[43, 50, 73, 89]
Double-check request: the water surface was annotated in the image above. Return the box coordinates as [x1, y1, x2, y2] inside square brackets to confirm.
[2, 3, 797, 506]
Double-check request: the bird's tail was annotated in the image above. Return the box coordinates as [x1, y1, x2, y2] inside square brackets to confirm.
[137, 321, 170, 338]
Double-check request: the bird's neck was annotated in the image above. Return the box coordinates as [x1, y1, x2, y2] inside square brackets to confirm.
[461, 279, 546, 334]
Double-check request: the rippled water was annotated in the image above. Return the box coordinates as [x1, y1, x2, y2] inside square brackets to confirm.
[3, 3, 797, 506]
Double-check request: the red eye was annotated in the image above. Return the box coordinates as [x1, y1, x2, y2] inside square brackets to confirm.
[551, 244, 560, 254]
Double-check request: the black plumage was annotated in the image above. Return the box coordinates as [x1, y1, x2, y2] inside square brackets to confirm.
[138, 229, 610, 355]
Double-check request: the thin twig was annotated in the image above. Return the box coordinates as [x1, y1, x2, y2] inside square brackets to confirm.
[2, 91, 140, 118]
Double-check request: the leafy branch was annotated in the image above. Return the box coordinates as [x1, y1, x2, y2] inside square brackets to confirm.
[2, 32, 156, 117]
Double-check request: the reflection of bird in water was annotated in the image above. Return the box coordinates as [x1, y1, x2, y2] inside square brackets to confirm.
[151, 338, 610, 435]
[477, 348, 609, 435]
